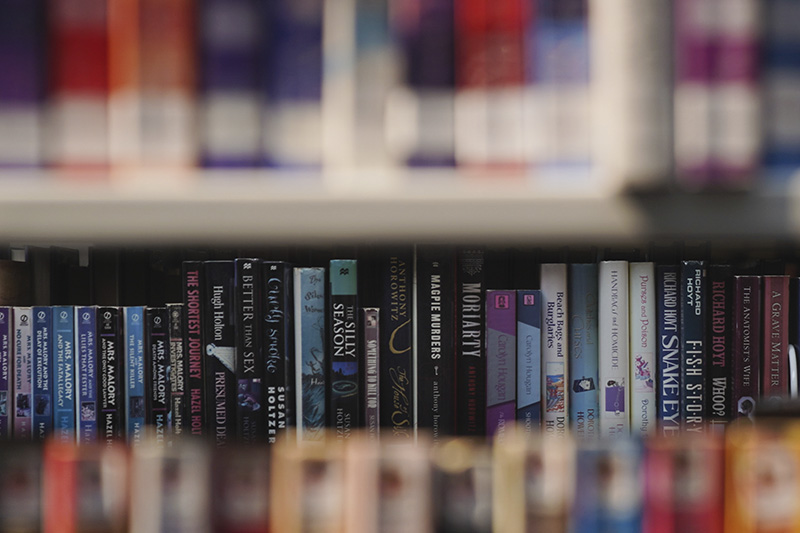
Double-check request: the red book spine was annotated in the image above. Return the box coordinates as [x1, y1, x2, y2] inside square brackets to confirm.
[762, 275, 789, 400]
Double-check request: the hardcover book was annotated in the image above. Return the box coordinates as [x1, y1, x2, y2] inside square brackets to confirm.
[569, 263, 598, 440]
[75, 307, 98, 444]
[182, 261, 205, 436]
[362, 308, 379, 441]
[681, 261, 707, 433]
[235, 258, 264, 444]
[294, 267, 326, 443]
[541, 263, 568, 438]
[32, 306, 53, 440]
[517, 290, 542, 434]
[486, 290, 516, 441]
[0, 308, 10, 438]
[146, 307, 170, 445]
[167, 303, 185, 439]
[763, 275, 790, 400]
[707, 266, 733, 431]
[657, 265, 681, 435]
[329, 259, 358, 441]
[262, 261, 293, 444]
[630, 263, 655, 437]
[98, 307, 123, 445]
[732, 276, 760, 420]
[13, 307, 32, 439]
[598, 260, 629, 438]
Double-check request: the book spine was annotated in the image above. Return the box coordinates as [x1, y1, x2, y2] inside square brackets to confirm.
[32, 306, 53, 440]
[486, 290, 516, 441]
[13, 307, 32, 439]
[415, 246, 455, 441]
[381, 251, 415, 439]
[681, 261, 707, 433]
[124, 307, 146, 445]
[107, 0, 141, 168]
[199, 0, 262, 167]
[167, 303, 186, 440]
[53, 307, 75, 443]
[763, 275, 790, 400]
[75, 307, 98, 444]
[0, 0, 45, 167]
[598, 261, 629, 438]
[48, 0, 109, 168]
[541, 263, 568, 438]
[732, 276, 760, 419]
[146, 307, 170, 446]
[263, 261, 292, 444]
[329, 259, 358, 441]
[204, 261, 237, 447]
[99, 307, 123, 445]
[656, 265, 681, 436]
[0, 308, 10, 438]
[182, 261, 205, 436]
[707, 266, 733, 431]
[294, 267, 326, 443]
[589, 0, 672, 189]
[630, 263, 656, 437]
[236, 258, 264, 444]
[455, 248, 485, 436]
[569, 263, 599, 440]
[516, 290, 542, 434]
[362, 307, 379, 440]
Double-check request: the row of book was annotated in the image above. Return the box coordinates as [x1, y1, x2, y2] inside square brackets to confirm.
[2, 423, 800, 533]
[0, 0, 798, 189]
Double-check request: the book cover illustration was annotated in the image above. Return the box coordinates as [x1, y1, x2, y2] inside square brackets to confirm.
[294, 267, 326, 443]
[541, 263, 568, 438]
[569, 263, 598, 440]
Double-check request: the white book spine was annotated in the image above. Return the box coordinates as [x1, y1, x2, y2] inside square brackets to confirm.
[540, 263, 568, 438]
[629, 262, 656, 437]
[598, 260, 630, 438]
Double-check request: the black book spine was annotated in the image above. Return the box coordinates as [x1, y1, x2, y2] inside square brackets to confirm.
[182, 261, 205, 436]
[146, 307, 170, 445]
[167, 303, 186, 440]
[235, 258, 264, 444]
[455, 248, 486, 436]
[681, 260, 707, 433]
[328, 259, 359, 440]
[263, 261, 293, 444]
[707, 265, 733, 430]
[204, 260, 237, 447]
[379, 250, 414, 440]
[98, 306, 123, 445]
[416, 246, 456, 442]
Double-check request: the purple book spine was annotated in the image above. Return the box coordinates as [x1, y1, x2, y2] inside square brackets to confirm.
[732, 276, 760, 420]
[0, 308, 9, 438]
[675, 0, 715, 186]
[486, 290, 516, 442]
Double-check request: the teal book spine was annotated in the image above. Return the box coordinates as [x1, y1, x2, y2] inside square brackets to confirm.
[569, 263, 599, 440]
[294, 267, 326, 443]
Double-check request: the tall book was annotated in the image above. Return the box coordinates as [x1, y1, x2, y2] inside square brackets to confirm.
[199, 0, 262, 166]
[124, 307, 146, 445]
[541, 263, 568, 438]
[732, 276, 760, 420]
[145, 307, 170, 445]
[629, 263, 655, 437]
[32, 306, 53, 440]
[236, 258, 264, 444]
[657, 265, 681, 436]
[167, 303, 186, 439]
[456, 248, 485, 436]
[0, 0, 45, 166]
[294, 267, 326, 443]
[517, 290, 542, 434]
[13, 307, 32, 439]
[381, 251, 414, 439]
[262, 261, 293, 444]
[98, 307, 123, 445]
[763, 275, 790, 401]
[362, 307, 379, 440]
[598, 261, 629, 438]
[75, 306, 98, 444]
[415, 246, 455, 442]
[707, 265, 733, 431]
[589, 0, 672, 190]
[204, 261, 236, 447]
[569, 263, 598, 440]
[48, 0, 108, 168]
[329, 259, 358, 440]
[486, 290, 516, 441]
[182, 261, 205, 436]
[681, 261, 707, 433]
[0, 308, 11, 438]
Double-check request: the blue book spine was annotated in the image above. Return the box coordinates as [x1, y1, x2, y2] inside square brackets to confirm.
[681, 261, 706, 433]
[53, 306, 75, 443]
[516, 290, 542, 433]
[124, 307, 146, 446]
[569, 263, 598, 440]
[294, 267, 326, 443]
[75, 307, 98, 444]
[328, 259, 358, 441]
[0, 307, 10, 438]
[657, 265, 681, 436]
[99, 307, 123, 445]
[32, 306, 53, 440]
